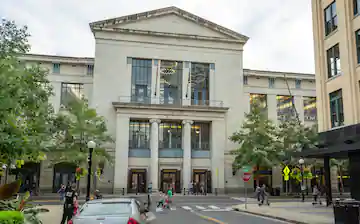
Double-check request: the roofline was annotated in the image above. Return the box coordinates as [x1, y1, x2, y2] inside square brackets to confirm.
[243, 68, 315, 79]
[89, 6, 249, 42]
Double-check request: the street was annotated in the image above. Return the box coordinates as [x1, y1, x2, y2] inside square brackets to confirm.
[38, 195, 290, 224]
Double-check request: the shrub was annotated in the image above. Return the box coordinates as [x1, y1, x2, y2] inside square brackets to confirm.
[0, 211, 24, 224]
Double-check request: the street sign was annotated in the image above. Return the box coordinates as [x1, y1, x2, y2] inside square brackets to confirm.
[283, 166, 290, 175]
[284, 175, 289, 181]
[242, 173, 251, 182]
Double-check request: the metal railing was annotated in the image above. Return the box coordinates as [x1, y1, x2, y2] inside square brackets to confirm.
[116, 96, 225, 108]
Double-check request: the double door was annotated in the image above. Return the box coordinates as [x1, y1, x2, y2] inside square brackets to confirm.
[160, 169, 181, 193]
[193, 169, 212, 193]
[128, 169, 147, 193]
[53, 172, 76, 193]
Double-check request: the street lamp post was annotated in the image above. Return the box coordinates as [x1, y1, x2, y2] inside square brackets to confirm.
[86, 140, 96, 202]
[299, 158, 305, 202]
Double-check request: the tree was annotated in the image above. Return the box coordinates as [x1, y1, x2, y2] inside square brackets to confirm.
[229, 101, 280, 186]
[276, 117, 318, 165]
[50, 98, 114, 189]
[0, 19, 55, 168]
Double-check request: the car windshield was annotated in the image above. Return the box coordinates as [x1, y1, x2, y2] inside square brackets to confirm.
[80, 202, 132, 216]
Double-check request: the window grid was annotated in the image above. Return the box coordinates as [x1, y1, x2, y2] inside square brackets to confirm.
[303, 97, 317, 121]
[159, 122, 182, 149]
[129, 120, 150, 149]
[276, 95, 295, 121]
[53, 63, 61, 73]
[327, 44, 341, 78]
[354, 0, 360, 15]
[324, 2, 338, 36]
[191, 122, 210, 150]
[250, 93, 268, 118]
[60, 83, 84, 106]
[269, 78, 275, 88]
[131, 59, 152, 103]
[191, 63, 210, 106]
[329, 89, 344, 128]
[356, 30, 360, 64]
[243, 76, 248, 85]
[295, 79, 301, 89]
[87, 65, 94, 76]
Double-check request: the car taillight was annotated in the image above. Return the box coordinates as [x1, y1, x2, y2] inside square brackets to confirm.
[127, 217, 139, 224]
[68, 220, 73, 224]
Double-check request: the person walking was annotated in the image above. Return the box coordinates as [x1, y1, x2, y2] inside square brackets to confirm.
[57, 184, 66, 201]
[188, 181, 193, 195]
[60, 183, 78, 224]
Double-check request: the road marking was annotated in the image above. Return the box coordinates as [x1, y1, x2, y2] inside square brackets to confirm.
[195, 206, 206, 210]
[208, 205, 220, 209]
[191, 210, 227, 224]
[182, 206, 192, 211]
[203, 209, 230, 212]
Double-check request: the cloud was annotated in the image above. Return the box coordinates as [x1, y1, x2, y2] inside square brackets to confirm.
[1, 0, 314, 73]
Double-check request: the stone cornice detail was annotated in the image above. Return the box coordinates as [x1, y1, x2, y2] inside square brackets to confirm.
[150, 119, 161, 124]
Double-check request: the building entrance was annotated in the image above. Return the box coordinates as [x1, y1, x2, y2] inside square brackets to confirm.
[128, 169, 147, 193]
[160, 169, 181, 193]
[193, 169, 212, 193]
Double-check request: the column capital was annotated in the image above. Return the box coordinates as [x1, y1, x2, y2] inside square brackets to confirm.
[150, 119, 161, 124]
[182, 120, 193, 125]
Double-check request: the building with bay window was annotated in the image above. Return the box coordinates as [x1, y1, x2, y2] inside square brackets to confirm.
[17, 6, 316, 194]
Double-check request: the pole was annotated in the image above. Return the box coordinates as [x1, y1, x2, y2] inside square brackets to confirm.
[301, 164, 305, 202]
[217, 171, 219, 196]
[86, 147, 93, 201]
[245, 184, 248, 209]
[285, 180, 288, 196]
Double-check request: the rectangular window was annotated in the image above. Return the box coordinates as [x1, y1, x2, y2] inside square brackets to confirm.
[53, 63, 60, 73]
[356, 30, 360, 64]
[269, 78, 275, 88]
[329, 89, 344, 128]
[129, 120, 150, 149]
[324, 2, 338, 36]
[191, 122, 210, 150]
[276, 95, 295, 121]
[159, 60, 183, 106]
[327, 44, 341, 78]
[159, 122, 182, 149]
[60, 83, 84, 106]
[131, 59, 152, 103]
[243, 76, 248, 85]
[250, 93, 268, 117]
[355, 0, 360, 15]
[295, 79, 301, 89]
[190, 63, 210, 106]
[303, 97, 317, 121]
[87, 65, 94, 76]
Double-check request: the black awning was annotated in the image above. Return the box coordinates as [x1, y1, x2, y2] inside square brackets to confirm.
[295, 141, 360, 158]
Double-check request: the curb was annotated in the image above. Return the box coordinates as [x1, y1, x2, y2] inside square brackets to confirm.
[232, 208, 309, 224]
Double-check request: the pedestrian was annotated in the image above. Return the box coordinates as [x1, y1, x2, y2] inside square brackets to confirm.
[188, 181, 193, 195]
[57, 184, 66, 201]
[60, 183, 78, 224]
[255, 185, 261, 202]
[200, 182, 205, 195]
[148, 182, 152, 194]
[312, 184, 320, 205]
[167, 187, 173, 209]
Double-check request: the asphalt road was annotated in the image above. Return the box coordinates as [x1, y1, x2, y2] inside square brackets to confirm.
[147, 195, 290, 224]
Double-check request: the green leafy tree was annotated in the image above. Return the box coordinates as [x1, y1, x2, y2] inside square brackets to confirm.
[0, 19, 55, 169]
[276, 117, 318, 165]
[229, 101, 280, 186]
[50, 98, 114, 187]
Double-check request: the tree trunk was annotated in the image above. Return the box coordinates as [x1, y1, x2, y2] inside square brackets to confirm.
[256, 164, 260, 186]
[338, 165, 344, 195]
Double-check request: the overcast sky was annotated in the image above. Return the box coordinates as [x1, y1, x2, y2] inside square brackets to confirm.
[1, 0, 314, 73]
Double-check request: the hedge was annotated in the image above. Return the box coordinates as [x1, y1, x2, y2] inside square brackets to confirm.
[0, 211, 24, 224]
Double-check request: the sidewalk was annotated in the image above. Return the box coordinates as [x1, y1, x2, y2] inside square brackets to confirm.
[233, 202, 334, 224]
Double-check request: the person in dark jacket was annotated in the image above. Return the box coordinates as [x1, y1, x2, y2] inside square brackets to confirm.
[60, 183, 77, 224]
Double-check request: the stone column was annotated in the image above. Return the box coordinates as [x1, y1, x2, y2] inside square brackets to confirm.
[182, 120, 193, 191]
[113, 113, 130, 194]
[150, 119, 161, 192]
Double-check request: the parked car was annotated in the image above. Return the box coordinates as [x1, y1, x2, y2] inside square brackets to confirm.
[70, 198, 150, 224]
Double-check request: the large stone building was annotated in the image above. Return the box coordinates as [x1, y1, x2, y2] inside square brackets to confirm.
[17, 7, 316, 193]
[311, 0, 360, 193]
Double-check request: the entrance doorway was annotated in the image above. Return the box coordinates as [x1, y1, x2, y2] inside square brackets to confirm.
[53, 162, 76, 193]
[160, 169, 181, 193]
[193, 169, 212, 193]
[128, 169, 147, 193]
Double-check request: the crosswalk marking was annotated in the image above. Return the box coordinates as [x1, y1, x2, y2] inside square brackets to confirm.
[195, 206, 206, 210]
[182, 206, 192, 211]
[208, 205, 220, 210]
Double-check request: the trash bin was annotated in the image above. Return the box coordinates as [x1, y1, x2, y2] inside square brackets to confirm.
[333, 199, 360, 224]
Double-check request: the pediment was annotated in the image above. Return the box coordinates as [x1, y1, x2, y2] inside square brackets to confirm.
[90, 6, 248, 43]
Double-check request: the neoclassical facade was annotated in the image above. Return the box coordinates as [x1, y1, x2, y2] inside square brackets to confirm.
[16, 6, 316, 194]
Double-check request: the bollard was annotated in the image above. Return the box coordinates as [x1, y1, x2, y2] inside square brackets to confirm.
[122, 188, 125, 195]
[215, 188, 218, 196]
[184, 188, 186, 195]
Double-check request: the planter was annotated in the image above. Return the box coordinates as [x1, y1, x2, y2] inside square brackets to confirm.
[0, 211, 24, 224]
